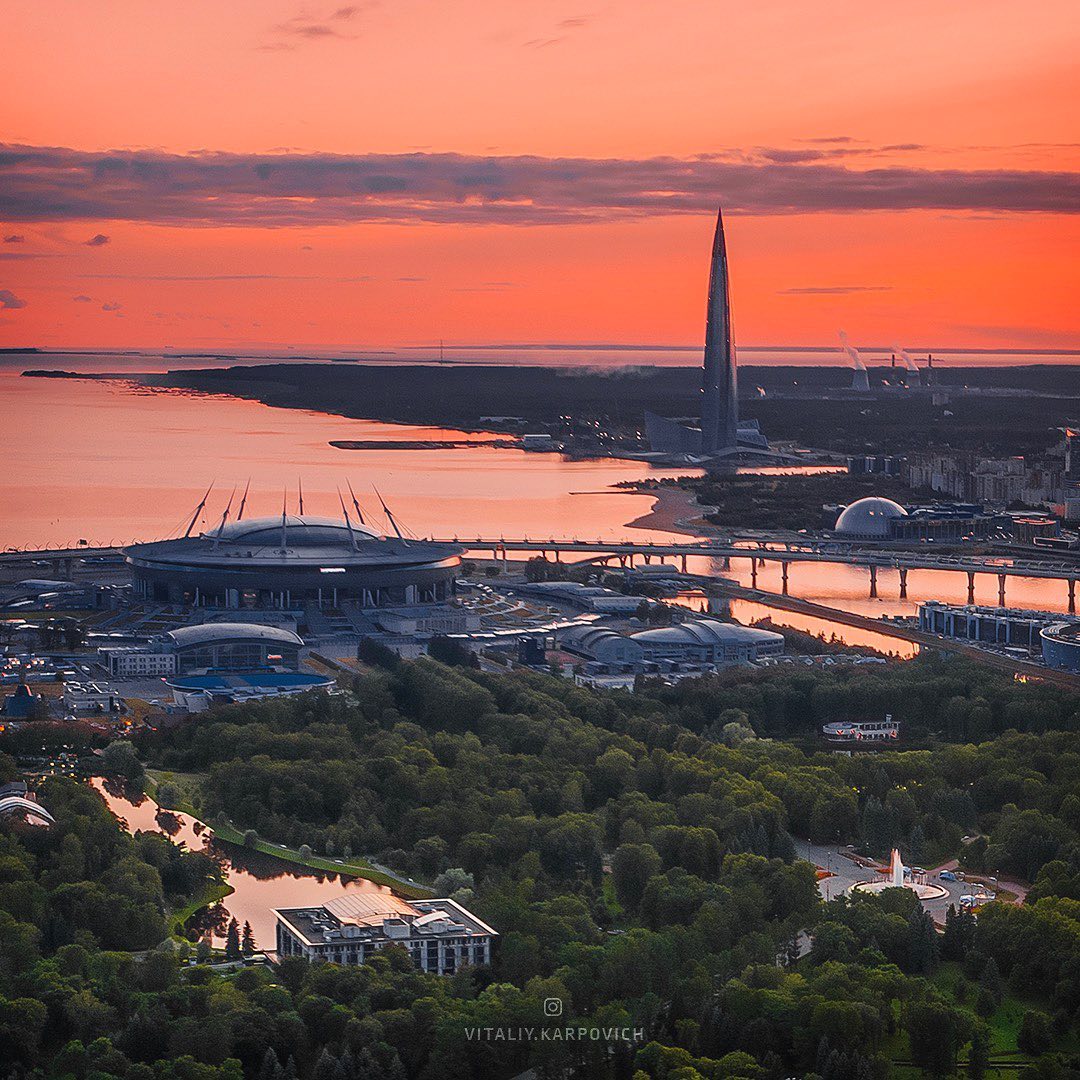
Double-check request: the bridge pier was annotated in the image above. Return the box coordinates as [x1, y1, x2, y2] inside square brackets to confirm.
[967, 571, 976, 605]
[644, 554, 651, 565]
[869, 565, 878, 599]
[899, 567, 908, 600]
[781, 562, 789, 596]
[681, 554, 688, 574]
[1070, 579, 1077, 614]
[751, 558, 758, 588]
[998, 574, 1007, 607]
[721, 556, 731, 570]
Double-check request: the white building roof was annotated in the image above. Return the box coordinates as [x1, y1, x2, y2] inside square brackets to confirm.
[834, 497, 908, 538]
[165, 622, 304, 648]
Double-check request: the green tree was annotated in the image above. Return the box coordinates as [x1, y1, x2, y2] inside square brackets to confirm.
[906, 1001, 964, 1077]
[225, 918, 241, 961]
[1018, 1010, 1053, 1056]
[611, 843, 662, 911]
[969, 1023, 991, 1080]
[100, 740, 144, 784]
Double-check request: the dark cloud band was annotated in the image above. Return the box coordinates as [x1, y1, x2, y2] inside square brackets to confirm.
[1, 143, 1075, 227]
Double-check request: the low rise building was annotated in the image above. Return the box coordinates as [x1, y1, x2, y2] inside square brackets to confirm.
[560, 625, 645, 666]
[518, 581, 646, 614]
[631, 619, 784, 665]
[918, 601, 1059, 651]
[274, 893, 495, 974]
[164, 671, 334, 712]
[561, 617, 784, 672]
[375, 606, 482, 636]
[99, 646, 178, 678]
[100, 622, 303, 678]
[822, 717, 900, 744]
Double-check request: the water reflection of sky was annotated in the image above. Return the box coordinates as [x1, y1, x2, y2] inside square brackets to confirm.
[90, 777, 400, 948]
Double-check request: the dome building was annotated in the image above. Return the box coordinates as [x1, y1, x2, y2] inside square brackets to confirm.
[126, 515, 463, 610]
[833, 497, 908, 540]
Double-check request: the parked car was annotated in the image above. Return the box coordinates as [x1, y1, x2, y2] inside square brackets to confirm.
[939, 870, 957, 881]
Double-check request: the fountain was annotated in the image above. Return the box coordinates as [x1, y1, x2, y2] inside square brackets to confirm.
[851, 847, 948, 900]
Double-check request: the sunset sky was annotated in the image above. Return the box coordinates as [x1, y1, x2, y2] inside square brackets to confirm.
[2, 0, 1078, 354]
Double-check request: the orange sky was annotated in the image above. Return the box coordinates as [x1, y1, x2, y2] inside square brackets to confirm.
[1, 0, 1078, 353]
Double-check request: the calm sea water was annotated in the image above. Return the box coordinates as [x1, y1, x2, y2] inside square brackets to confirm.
[1, 371, 1075, 633]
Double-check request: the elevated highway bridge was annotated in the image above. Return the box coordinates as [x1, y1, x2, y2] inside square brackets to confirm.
[439, 536, 1080, 609]
[2, 536, 1078, 609]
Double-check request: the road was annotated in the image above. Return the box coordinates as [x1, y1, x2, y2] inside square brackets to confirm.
[793, 838, 970, 926]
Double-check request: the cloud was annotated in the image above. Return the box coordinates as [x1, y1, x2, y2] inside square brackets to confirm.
[263, 3, 370, 46]
[3, 234, 24, 243]
[0, 143, 1076, 229]
[101, 301, 122, 311]
[84, 233, 110, 246]
[72, 294, 93, 302]
[77, 272, 373, 281]
[0, 289, 27, 309]
[778, 285, 893, 295]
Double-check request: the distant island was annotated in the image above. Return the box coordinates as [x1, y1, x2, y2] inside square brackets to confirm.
[131, 361, 1080, 458]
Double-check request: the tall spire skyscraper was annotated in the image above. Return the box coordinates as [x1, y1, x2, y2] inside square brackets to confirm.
[699, 207, 738, 454]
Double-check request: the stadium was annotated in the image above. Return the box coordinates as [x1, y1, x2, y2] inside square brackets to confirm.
[125, 515, 464, 610]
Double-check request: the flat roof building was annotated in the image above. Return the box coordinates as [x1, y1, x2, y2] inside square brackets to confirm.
[274, 893, 496, 975]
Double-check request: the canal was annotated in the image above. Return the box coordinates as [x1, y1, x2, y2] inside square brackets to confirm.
[91, 777, 403, 949]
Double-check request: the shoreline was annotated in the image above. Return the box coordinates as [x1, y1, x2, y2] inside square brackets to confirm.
[624, 483, 716, 538]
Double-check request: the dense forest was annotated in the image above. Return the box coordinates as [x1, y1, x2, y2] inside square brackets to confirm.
[5, 656, 1080, 1077]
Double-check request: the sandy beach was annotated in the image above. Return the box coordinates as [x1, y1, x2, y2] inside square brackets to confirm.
[624, 483, 716, 538]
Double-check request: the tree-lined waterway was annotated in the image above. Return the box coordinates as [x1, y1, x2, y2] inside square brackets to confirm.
[91, 778, 397, 949]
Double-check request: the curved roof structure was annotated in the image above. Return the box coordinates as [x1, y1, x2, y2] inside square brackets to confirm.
[127, 514, 462, 570]
[834, 497, 908, 539]
[561, 625, 624, 649]
[214, 515, 380, 546]
[631, 618, 783, 647]
[0, 795, 55, 826]
[125, 507, 463, 610]
[165, 623, 304, 648]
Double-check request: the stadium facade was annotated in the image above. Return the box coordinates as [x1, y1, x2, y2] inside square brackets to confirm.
[125, 515, 463, 610]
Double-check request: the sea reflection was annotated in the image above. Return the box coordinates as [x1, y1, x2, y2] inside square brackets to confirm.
[0, 373, 699, 549]
[90, 777, 399, 948]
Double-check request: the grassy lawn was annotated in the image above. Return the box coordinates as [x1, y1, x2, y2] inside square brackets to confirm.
[167, 879, 233, 936]
[887, 962, 1075, 1075]
[146, 769, 431, 900]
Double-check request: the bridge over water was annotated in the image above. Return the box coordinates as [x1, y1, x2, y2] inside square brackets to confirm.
[439, 536, 1080, 610]
[3, 536, 1079, 610]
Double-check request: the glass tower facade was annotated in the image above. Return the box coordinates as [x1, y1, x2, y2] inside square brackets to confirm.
[699, 207, 738, 454]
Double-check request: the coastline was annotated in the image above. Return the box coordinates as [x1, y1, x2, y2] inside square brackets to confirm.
[624, 483, 715, 538]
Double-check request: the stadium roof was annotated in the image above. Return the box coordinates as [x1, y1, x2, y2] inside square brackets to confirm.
[165, 623, 304, 648]
[212, 515, 380, 546]
[631, 618, 784, 646]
